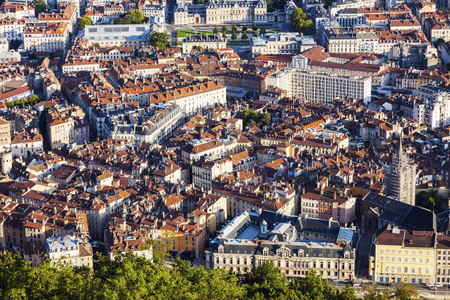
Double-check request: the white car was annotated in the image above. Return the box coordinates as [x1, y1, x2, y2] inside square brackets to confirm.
[435, 284, 443, 288]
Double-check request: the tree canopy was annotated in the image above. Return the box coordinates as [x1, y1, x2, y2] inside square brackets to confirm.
[291, 8, 315, 35]
[238, 109, 271, 128]
[114, 10, 145, 24]
[265, 0, 287, 12]
[0, 252, 420, 299]
[149, 32, 170, 50]
[6, 95, 40, 108]
[32, 0, 50, 16]
[79, 15, 93, 30]
[415, 189, 446, 212]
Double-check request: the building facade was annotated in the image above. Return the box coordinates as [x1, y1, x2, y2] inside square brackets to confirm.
[371, 225, 435, 285]
[83, 24, 152, 49]
[206, 210, 357, 280]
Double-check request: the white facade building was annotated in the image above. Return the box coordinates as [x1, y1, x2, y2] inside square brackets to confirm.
[0, 19, 25, 42]
[46, 235, 93, 268]
[251, 33, 316, 57]
[83, 24, 152, 49]
[267, 69, 372, 104]
[24, 22, 69, 52]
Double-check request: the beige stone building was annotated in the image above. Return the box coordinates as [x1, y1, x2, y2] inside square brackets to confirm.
[0, 118, 10, 152]
[46, 112, 74, 150]
[206, 210, 357, 280]
[174, 0, 267, 25]
[182, 34, 227, 53]
[192, 157, 233, 190]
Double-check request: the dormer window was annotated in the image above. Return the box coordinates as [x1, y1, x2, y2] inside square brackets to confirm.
[263, 247, 269, 256]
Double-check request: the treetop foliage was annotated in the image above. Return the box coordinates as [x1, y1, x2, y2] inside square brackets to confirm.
[238, 108, 271, 128]
[290, 8, 315, 35]
[114, 10, 145, 25]
[149, 32, 170, 50]
[0, 252, 418, 300]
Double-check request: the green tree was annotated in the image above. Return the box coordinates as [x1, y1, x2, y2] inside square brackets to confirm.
[149, 32, 169, 50]
[243, 261, 292, 299]
[33, 0, 50, 16]
[222, 31, 227, 39]
[231, 31, 237, 40]
[339, 284, 358, 300]
[253, 30, 258, 37]
[252, 23, 257, 31]
[114, 10, 145, 24]
[213, 26, 219, 35]
[291, 8, 315, 35]
[242, 31, 248, 39]
[222, 25, 227, 33]
[416, 189, 446, 212]
[232, 23, 237, 32]
[28, 95, 40, 105]
[242, 24, 248, 32]
[393, 283, 417, 300]
[94, 43, 100, 48]
[434, 38, 445, 48]
[9, 39, 21, 50]
[260, 25, 266, 37]
[79, 15, 93, 30]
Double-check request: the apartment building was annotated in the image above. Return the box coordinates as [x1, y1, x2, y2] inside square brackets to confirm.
[300, 184, 357, 224]
[182, 137, 240, 164]
[46, 112, 74, 150]
[182, 34, 227, 53]
[24, 22, 69, 52]
[46, 235, 93, 268]
[160, 218, 206, 258]
[97, 46, 134, 61]
[0, 19, 25, 42]
[206, 210, 357, 280]
[267, 69, 371, 104]
[10, 131, 43, 159]
[104, 103, 183, 146]
[251, 32, 316, 57]
[37, 3, 77, 33]
[83, 24, 152, 49]
[436, 234, 450, 285]
[0, 2, 34, 20]
[224, 71, 266, 95]
[423, 15, 450, 42]
[371, 225, 436, 285]
[0, 118, 10, 152]
[192, 157, 233, 190]
[152, 157, 182, 184]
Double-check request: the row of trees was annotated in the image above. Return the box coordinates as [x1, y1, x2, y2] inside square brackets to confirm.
[5, 95, 40, 108]
[291, 8, 315, 35]
[213, 24, 266, 40]
[0, 252, 419, 300]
